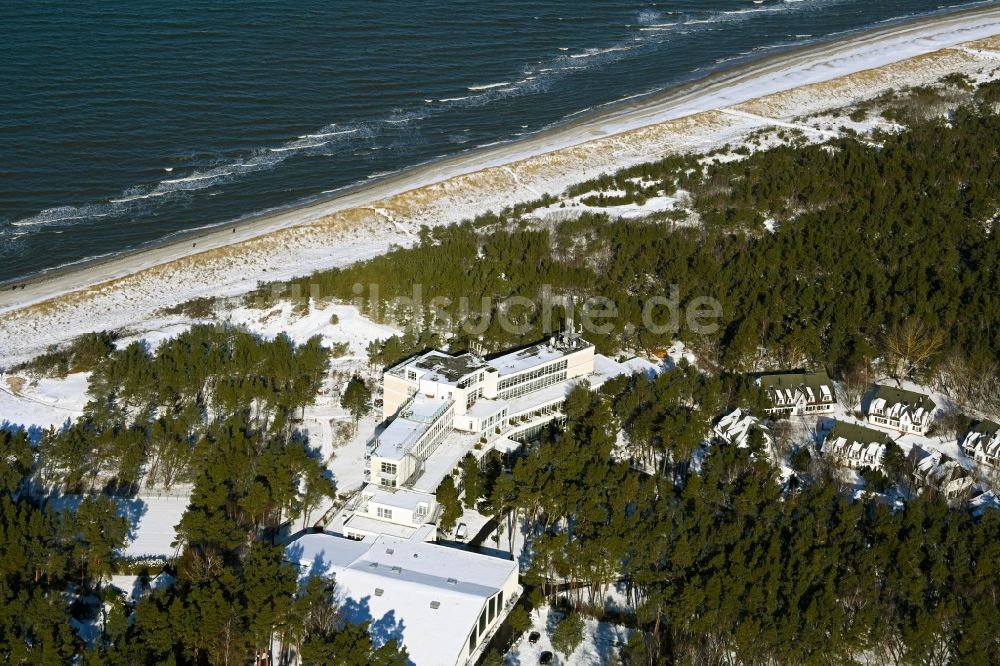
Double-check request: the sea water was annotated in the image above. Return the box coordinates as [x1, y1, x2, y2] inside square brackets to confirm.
[0, 0, 993, 282]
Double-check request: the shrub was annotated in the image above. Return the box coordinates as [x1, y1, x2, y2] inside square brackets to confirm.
[508, 605, 532, 634]
[551, 611, 585, 657]
[789, 447, 812, 473]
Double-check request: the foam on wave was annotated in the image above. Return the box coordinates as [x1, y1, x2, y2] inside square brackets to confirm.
[8, 0, 845, 235]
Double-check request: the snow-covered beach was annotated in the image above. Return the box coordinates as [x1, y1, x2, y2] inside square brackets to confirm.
[3, 4, 1000, 365]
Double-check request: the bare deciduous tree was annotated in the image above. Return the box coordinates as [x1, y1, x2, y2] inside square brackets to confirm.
[937, 350, 1000, 419]
[882, 319, 944, 380]
[839, 365, 871, 414]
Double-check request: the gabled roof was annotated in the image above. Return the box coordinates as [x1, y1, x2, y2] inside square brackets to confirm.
[869, 385, 936, 414]
[824, 420, 896, 448]
[963, 419, 1000, 458]
[909, 444, 972, 487]
[758, 370, 835, 403]
[714, 408, 769, 448]
[971, 490, 1000, 517]
[971, 419, 1000, 437]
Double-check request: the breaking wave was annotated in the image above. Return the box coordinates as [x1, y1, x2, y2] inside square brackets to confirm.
[7, 0, 857, 236]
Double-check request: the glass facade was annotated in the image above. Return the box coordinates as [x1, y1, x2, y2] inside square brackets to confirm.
[499, 370, 567, 400]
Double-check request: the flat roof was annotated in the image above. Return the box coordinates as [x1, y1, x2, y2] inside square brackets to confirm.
[364, 486, 435, 512]
[487, 336, 591, 377]
[343, 514, 417, 540]
[288, 533, 517, 666]
[506, 379, 574, 417]
[409, 431, 480, 494]
[466, 398, 508, 419]
[373, 394, 451, 460]
[404, 350, 486, 384]
[405, 394, 450, 422]
[504, 354, 631, 417]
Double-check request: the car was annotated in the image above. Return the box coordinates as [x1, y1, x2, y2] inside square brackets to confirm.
[528, 631, 541, 644]
[539, 651, 554, 665]
[455, 523, 468, 540]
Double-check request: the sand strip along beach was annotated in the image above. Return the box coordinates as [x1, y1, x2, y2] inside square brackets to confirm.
[2, 5, 1000, 365]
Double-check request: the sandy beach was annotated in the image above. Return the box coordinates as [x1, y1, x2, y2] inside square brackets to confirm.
[2, 4, 1000, 365]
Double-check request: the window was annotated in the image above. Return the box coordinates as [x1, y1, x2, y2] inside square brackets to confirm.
[497, 591, 503, 608]
[379, 478, 395, 488]
[496, 360, 568, 392]
[469, 630, 476, 652]
[488, 597, 495, 623]
[381, 462, 397, 475]
[377, 507, 393, 520]
[479, 609, 487, 633]
[498, 370, 567, 401]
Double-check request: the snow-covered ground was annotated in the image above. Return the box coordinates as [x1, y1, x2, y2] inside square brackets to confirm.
[0, 372, 89, 431]
[119, 493, 190, 559]
[4, 12, 1000, 365]
[530, 191, 681, 222]
[228, 300, 400, 356]
[505, 605, 632, 666]
[0, 299, 404, 555]
[826, 377, 969, 464]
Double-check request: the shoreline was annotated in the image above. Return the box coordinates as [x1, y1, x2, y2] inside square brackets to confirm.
[0, 6, 962, 293]
[2, 5, 1000, 363]
[3, 4, 1000, 305]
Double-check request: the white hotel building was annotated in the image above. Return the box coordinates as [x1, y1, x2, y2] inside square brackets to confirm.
[367, 333, 598, 493]
[288, 334, 653, 665]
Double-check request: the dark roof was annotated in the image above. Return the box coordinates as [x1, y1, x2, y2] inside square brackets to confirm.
[972, 419, 1000, 436]
[870, 385, 936, 412]
[413, 351, 486, 382]
[758, 370, 835, 398]
[825, 420, 896, 447]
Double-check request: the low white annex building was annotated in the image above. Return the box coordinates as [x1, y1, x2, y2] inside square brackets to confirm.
[820, 420, 895, 470]
[343, 486, 439, 542]
[865, 385, 936, 435]
[758, 371, 836, 417]
[288, 532, 520, 666]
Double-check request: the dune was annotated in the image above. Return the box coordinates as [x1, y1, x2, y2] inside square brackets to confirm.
[2, 5, 1000, 365]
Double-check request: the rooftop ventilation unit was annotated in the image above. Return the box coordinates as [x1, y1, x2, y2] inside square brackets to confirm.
[430, 601, 440, 609]
[374, 588, 384, 597]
